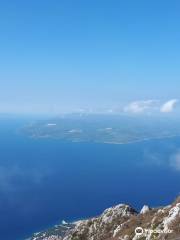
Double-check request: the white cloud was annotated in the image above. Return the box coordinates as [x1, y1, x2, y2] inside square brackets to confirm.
[124, 100, 158, 113]
[170, 151, 180, 171]
[0, 165, 52, 193]
[160, 99, 179, 113]
[143, 150, 163, 166]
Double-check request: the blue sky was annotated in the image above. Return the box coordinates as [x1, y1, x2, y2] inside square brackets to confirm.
[0, 0, 180, 114]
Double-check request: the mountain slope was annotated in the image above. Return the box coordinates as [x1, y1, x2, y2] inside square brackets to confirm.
[29, 197, 180, 240]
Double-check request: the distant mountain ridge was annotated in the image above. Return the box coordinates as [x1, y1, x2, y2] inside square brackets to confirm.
[29, 196, 180, 240]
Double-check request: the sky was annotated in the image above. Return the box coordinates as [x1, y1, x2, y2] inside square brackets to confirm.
[0, 0, 180, 115]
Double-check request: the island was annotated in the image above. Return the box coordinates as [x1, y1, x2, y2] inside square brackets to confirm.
[22, 114, 180, 144]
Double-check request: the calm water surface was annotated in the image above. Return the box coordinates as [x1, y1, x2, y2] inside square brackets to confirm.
[0, 118, 179, 240]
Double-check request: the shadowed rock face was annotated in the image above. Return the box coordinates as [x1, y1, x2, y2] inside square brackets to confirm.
[30, 197, 180, 240]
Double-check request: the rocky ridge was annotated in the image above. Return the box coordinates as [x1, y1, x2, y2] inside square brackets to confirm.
[29, 197, 180, 240]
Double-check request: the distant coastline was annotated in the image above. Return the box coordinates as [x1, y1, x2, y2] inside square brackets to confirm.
[102, 134, 180, 145]
[24, 132, 180, 146]
[22, 116, 180, 146]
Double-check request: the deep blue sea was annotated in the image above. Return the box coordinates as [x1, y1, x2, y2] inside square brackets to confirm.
[0, 118, 180, 240]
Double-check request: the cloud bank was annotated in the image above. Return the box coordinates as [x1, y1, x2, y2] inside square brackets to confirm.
[124, 99, 179, 114]
[160, 99, 179, 113]
[170, 151, 180, 171]
[124, 100, 158, 113]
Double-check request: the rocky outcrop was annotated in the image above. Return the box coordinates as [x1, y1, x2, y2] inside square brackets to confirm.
[64, 204, 137, 240]
[140, 205, 151, 214]
[29, 197, 180, 240]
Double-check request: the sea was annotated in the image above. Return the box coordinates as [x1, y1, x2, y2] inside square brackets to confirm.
[0, 117, 179, 240]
